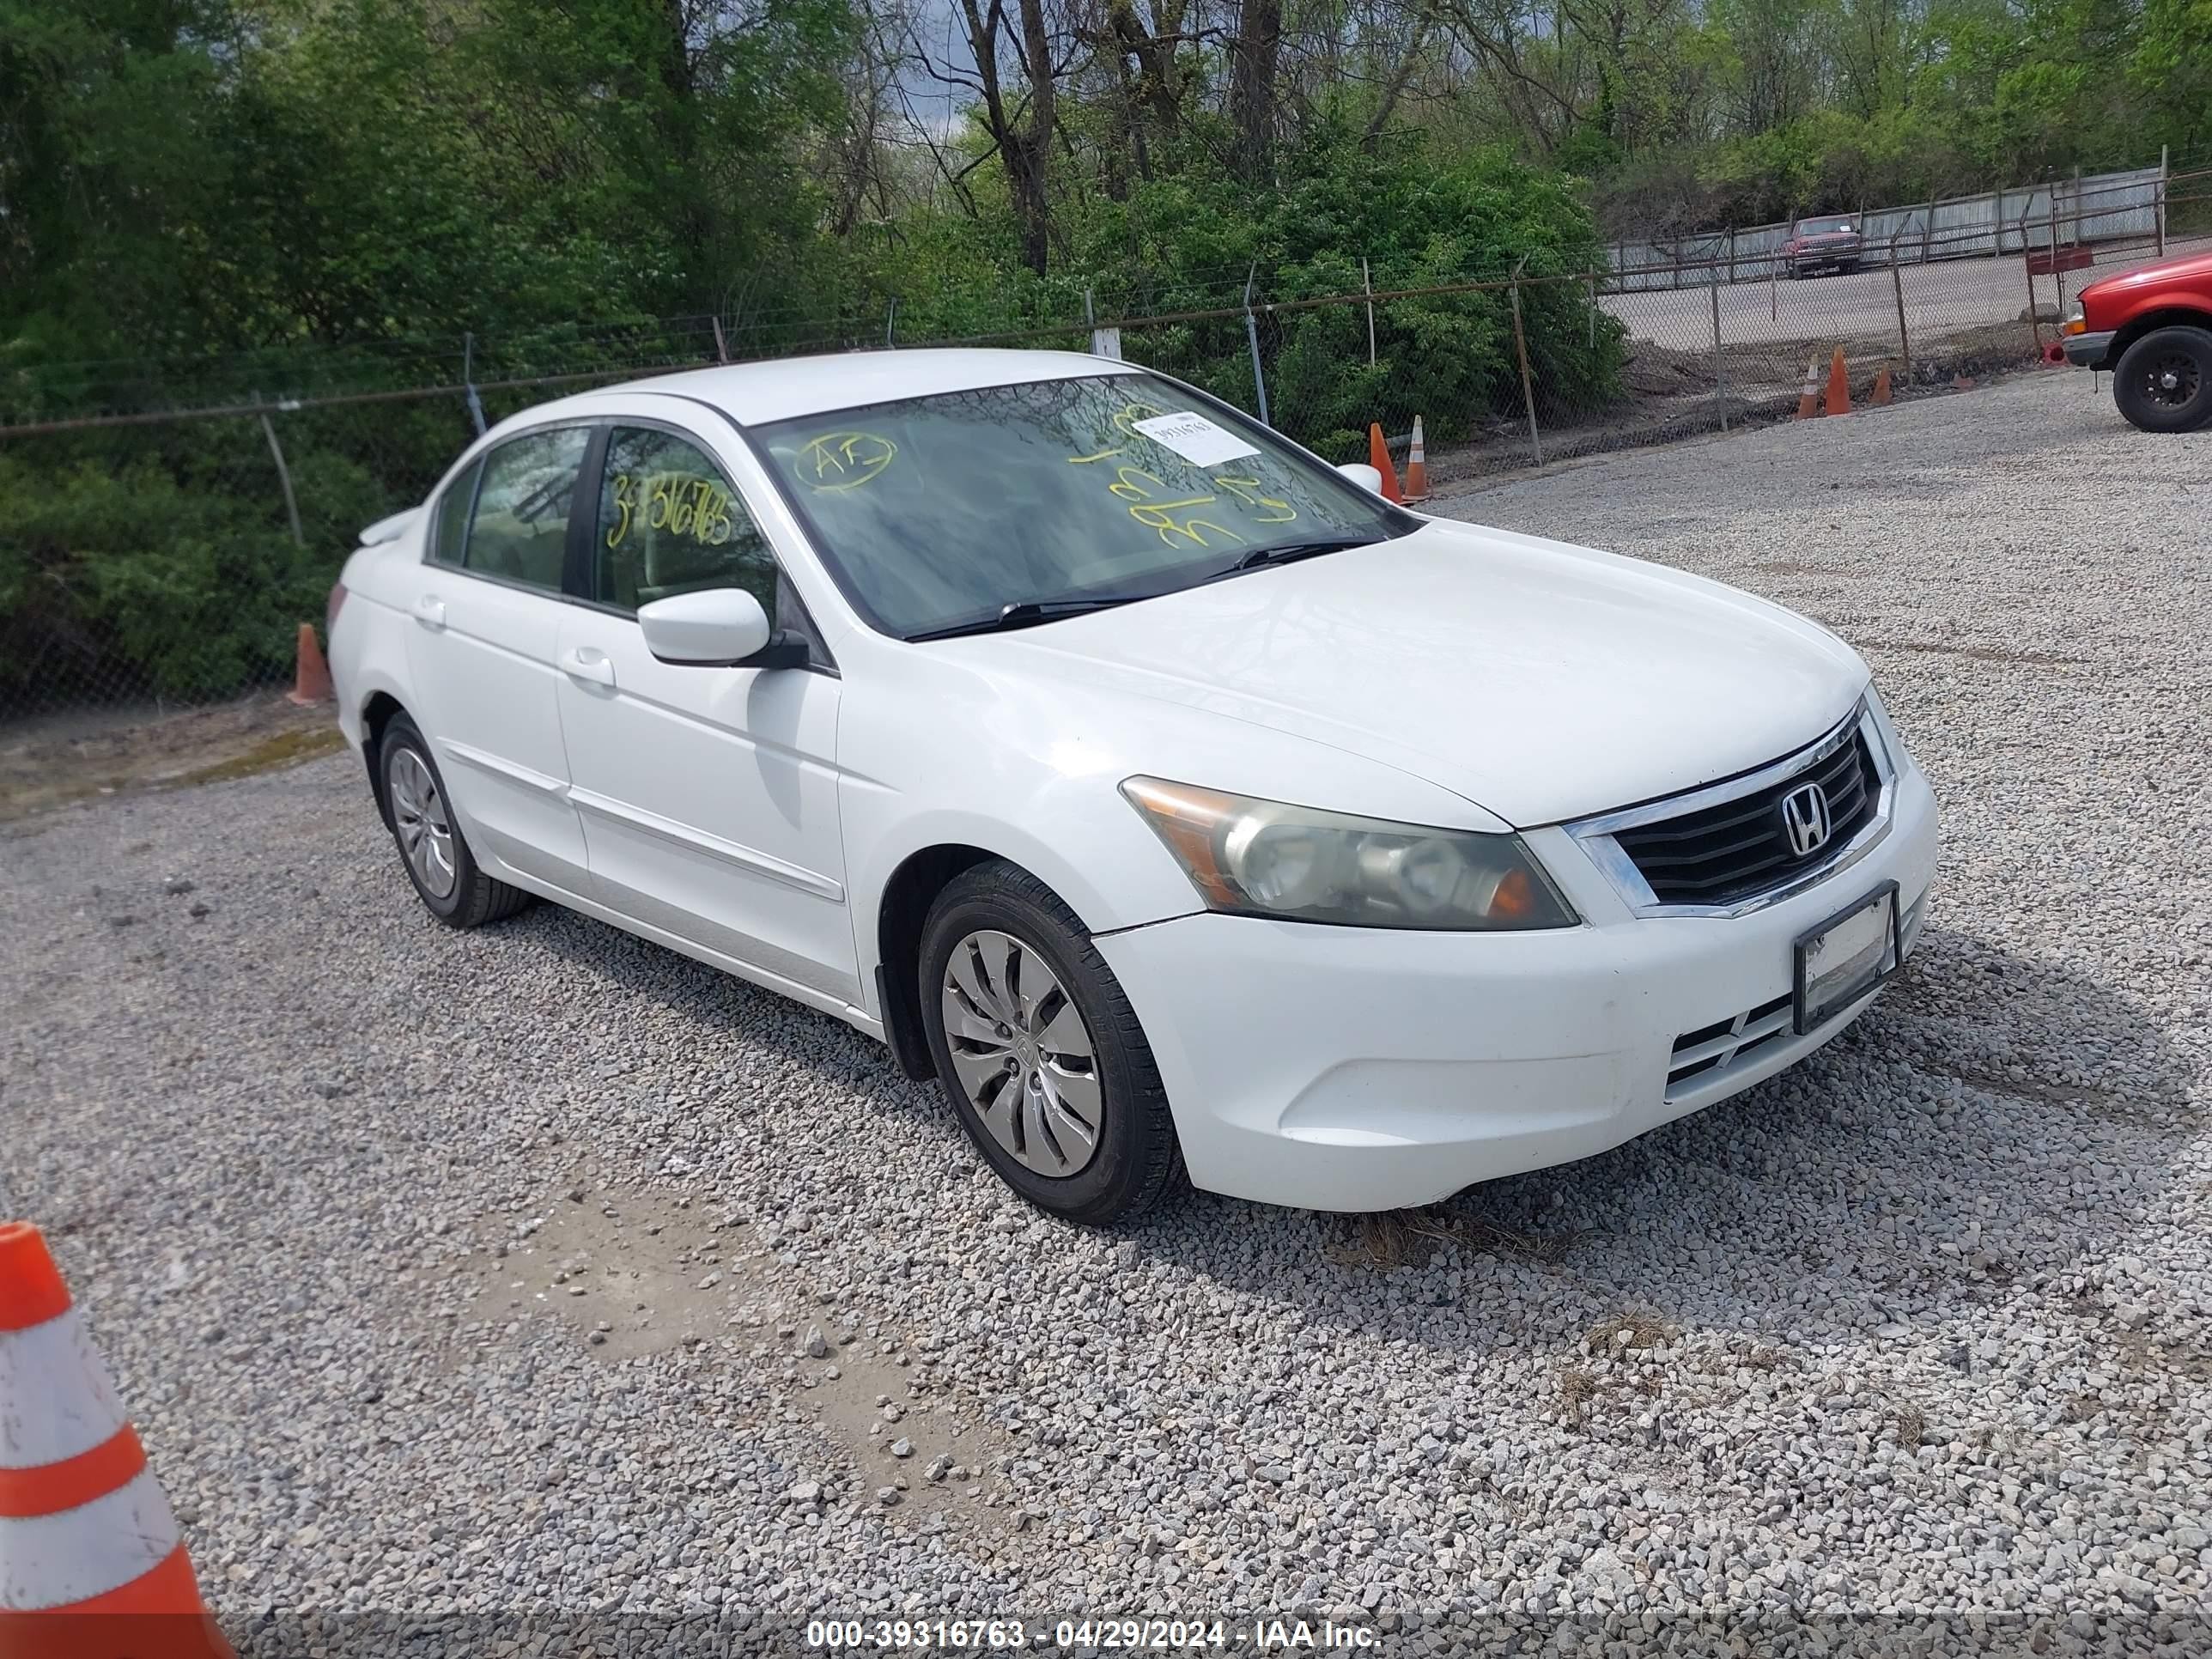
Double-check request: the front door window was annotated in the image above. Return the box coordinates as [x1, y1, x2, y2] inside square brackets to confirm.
[593, 428, 777, 617]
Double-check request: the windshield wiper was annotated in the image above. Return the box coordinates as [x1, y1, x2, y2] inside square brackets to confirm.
[908, 596, 1145, 641]
[1214, 533, 1382, 578]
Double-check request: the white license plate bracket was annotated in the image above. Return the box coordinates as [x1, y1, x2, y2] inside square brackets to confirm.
[1793, 881, 1902, 1035]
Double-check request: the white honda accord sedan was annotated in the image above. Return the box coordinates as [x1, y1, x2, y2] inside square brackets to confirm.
[330, 348, 1937, 1222]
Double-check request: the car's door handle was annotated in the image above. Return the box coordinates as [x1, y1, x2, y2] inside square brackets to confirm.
[412, 596, 446, 629]
[560, 648, 616, 688]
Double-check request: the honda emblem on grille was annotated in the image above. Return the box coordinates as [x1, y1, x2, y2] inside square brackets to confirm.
[1780, 781, 1833, 857]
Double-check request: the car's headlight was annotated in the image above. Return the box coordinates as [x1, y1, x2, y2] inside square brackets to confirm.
[1121, 777, 1577, 931]
[2063, 303, 2087, 336]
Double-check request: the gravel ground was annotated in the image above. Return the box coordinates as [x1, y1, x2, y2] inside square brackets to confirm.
[3, 369, 2209, 1656]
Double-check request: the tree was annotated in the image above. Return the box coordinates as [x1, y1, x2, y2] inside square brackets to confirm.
[951, 0, 1061, 272]
[1226, 0, 1283, 182]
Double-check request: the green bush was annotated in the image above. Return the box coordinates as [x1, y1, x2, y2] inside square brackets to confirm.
[0, 436, 388, 706]
[1056, 138, 1624, 459]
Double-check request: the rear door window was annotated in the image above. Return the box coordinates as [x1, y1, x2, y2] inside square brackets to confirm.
[428, 459, 481, 568]
[461, 427, 591, 592]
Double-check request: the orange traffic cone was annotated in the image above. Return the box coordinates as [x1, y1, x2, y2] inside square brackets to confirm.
[1823, 346, 1851, 417]
[1796, 356, 1822, 420]
[1366, 422, 1403, 504]
[1402, 416, 1430, 501]
[0, 1223, 234, 1658]
[286, 622, 332, 707]
[1871, 366, 1893, 405]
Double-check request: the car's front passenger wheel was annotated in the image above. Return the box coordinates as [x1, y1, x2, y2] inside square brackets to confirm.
[378, 714, 535, 928]
[918, 860, 1182, 1224]
[2113, 325, 2212, 433]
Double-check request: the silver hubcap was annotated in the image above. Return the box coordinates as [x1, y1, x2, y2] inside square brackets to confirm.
[940, 930, 1102, 1177]
[2147, 353, 2200, 407]
[386, 746, 457, 900]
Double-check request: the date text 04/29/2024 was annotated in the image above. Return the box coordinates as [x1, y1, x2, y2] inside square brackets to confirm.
[803, 1619, 1380, 1650]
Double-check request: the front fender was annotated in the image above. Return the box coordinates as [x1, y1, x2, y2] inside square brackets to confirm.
[831, 637, 1482, 1006]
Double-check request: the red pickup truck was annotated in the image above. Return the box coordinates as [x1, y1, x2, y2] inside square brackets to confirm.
[2062, 248, 2212, 431]
[1780, 216, 1865, 277]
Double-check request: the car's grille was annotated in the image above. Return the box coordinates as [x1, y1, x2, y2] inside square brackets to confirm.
[1615, 730, 1880, 908]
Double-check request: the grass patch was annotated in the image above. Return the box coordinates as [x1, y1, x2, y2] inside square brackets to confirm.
[167, 725, 347, 787]
[1327, 1207, 1585, 1270]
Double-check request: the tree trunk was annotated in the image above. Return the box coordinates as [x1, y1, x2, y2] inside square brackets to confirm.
[1227, 0, 1282, 183]
[655, 0, 710, 292]
[956, 0, 1054, 275]
[1362, 21, 1431, 153]
[1011, 0, 1055, 274]
[1108, 0, 1188, 137]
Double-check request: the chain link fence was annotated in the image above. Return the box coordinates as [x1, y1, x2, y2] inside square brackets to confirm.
[5, 163, 2208, 811]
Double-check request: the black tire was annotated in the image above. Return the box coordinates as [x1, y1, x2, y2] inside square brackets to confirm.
[917, 860, 1182, 1224]
[2112, 325, 2212, 434]
[376, 715, 535, 928]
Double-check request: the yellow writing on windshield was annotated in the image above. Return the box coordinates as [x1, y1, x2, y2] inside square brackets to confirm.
[1215, 475, 1297, 524]
[799, 432, 897, 491]
[1108, 465, 1242, 549]
[1067, 399, 1170, 465]
[1063, 401, 1302, 545]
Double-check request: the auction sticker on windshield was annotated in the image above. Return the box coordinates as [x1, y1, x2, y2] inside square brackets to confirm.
[1133, 410, 1260, 468]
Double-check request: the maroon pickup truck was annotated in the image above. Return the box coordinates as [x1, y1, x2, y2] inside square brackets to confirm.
[2062, 249, 2212, 431]
[1780, 216, 1864, 277]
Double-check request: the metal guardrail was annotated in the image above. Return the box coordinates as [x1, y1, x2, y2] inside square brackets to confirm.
[1610, 159, 2191, 290]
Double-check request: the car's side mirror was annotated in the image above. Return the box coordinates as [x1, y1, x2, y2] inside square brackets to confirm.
[1336, 462, 1387, 495]
[637, 588, 804, 668]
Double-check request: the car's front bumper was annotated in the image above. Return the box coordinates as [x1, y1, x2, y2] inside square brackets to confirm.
[1097, 757, 1939, 1212]
[2063, 330, 2116, 368]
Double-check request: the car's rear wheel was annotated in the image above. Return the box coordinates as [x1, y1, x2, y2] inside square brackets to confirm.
[918, 860, 1182, 1224]
[2112, 325, 2212, 433]
[379, 715, 534, 928]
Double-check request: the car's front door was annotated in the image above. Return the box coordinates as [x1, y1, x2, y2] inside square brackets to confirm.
[553, 420, 858, 1008]
[404, 424, 592, 891]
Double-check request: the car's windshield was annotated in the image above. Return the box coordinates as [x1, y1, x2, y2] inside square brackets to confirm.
[1797, 216, 1855, 235]
[750, 371, 1409, 639]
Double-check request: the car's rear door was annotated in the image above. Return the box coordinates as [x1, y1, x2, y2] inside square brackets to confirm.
[550, 414, 858, 1010]
[404, 423, 593, 892]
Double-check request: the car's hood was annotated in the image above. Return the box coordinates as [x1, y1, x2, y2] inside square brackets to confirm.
[2084, 248, 2212, 301]
[987, 519, 1869, 827]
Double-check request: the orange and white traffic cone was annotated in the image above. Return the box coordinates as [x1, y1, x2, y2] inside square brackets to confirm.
[1796, 356, 1822, 420]
[286, 622, 332, 707]
[1366, 422, 1403, 504]
[1823, 346, 1851, 417]
[1402, 416, 1430, 501]
[0, 1222, 234, 1659]
[1871, 366, 1893, 406]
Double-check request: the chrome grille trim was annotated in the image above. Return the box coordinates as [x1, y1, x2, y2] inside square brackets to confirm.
[1567, 701, 1897, 920]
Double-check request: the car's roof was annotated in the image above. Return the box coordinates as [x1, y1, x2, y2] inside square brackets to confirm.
[544, 347, 1129, 430]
